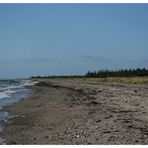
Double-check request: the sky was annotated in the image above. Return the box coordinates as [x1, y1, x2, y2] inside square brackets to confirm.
[0, 4, 148, 78]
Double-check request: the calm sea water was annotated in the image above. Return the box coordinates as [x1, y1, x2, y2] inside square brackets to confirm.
[0, 79, 38, 144]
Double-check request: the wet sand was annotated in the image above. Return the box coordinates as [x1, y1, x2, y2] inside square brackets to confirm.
[1, 78, 148, 144]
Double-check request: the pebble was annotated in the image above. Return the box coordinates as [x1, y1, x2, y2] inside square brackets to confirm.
[44, 136, 49, 138]
[96, 120, 101, 123]
[135, 140, 139, 143]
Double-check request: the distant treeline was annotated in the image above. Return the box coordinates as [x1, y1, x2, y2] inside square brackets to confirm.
[31, 75, 84, 79]
[31, 68, 148, 79]
[85, 68, 148, 78]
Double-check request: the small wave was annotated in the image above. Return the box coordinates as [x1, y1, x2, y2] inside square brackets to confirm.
[0, 92, 10, 99]
[0, 80, 38, 100]
[0, 85, 23, 92]
[0, 89, 18, 100]
[23, 80, 38, 86]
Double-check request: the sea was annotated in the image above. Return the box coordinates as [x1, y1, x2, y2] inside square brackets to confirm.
[0, 79, 38, 144]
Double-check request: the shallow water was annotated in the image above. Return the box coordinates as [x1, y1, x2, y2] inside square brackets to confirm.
[0, 88, 30, 120]
[0, 79, 38, 144]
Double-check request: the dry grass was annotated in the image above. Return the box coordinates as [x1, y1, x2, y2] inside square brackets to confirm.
[80, 77, 148, 84]
[33, 77, 148, 85]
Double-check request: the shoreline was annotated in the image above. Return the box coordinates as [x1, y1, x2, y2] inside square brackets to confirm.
[0, 84, 33, 144]
[1, 79, 148, 144]
[0, 81, 34, 145]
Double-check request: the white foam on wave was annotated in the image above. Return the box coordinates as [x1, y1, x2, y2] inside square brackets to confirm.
[0, 85, 23, 92]
[0, 89, 18, 99]
[23, 80, 38, 86]
[0, 80, 38, 100]
[0, 93, 10, 99]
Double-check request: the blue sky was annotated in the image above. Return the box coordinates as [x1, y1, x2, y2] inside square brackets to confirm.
[0, 4, 148, 78]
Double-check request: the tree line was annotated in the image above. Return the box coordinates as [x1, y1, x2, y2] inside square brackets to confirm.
[85, 68, 148, 78]
[31, 68, 148, 79]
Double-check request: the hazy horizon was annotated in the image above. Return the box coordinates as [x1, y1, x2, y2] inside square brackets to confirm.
[0, 4, 148, 78]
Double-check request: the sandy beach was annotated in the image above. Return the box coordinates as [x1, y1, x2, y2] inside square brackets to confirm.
[1, 78, 148, 144]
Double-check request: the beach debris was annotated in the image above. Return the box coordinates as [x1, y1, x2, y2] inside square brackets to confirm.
[96, 120, 101, 123]
[44, 136, 49, 138]
[87, 101, 100, 106]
